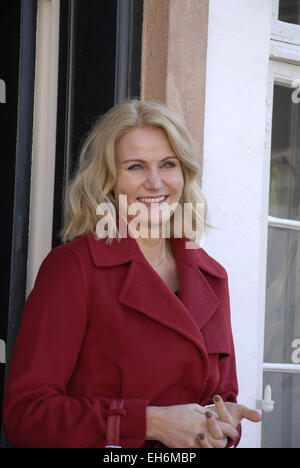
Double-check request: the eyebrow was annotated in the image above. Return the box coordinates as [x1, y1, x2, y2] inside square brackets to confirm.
[121, 156, 178, 165]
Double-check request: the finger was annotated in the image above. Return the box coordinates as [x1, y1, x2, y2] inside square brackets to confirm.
[213, 395, 235, 427]
[218, 421, 239, 441]
[207, 436, 228, 449]
[198, 433, 213, 448]
[239, 405, 262, 423]
[193, 404, 207, 416]
[205, 411, 225, 440]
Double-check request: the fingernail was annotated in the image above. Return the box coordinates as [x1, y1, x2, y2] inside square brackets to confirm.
[205, 411, 212, 418]
[198, 433, 205, 440]
[213, 395, 220, 402]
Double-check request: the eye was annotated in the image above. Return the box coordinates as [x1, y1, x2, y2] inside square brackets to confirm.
[128, 163, 143, 171]
[162, 161, 176, 168]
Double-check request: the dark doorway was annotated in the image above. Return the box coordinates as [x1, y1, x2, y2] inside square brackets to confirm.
[0, 0, 21, 435]
[1, 0, 143, 448]
[52, 0, 143, 247]
[1, 0, 37, 447]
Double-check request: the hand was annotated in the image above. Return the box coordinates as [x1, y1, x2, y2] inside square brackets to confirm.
[196, 395, 262, 448]
[210, 394, 262, 429]
[198, 408, 239, 448]
[146, 403, 239, 448]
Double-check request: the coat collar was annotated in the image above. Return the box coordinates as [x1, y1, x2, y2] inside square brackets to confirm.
[86, 230, 228, 378]
[86, 231, 227, 280]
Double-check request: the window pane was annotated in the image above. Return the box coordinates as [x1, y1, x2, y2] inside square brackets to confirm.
[279, 0, 300, 25]
[264, 226, 300, 363]
[262, 372, 300, 448]
[269, 84, 300, 221]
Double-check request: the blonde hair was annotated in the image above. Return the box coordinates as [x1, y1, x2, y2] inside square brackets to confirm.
[62, 99, 207, 243]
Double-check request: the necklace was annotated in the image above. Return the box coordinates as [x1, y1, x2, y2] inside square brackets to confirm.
[145, 253, 168, 270]
[152, 254, 168, 270]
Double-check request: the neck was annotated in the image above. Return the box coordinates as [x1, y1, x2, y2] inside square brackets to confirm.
[135, 236, 172, 265]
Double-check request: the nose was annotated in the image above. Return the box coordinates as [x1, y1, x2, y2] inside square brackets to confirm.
[144, 167, 163, 191]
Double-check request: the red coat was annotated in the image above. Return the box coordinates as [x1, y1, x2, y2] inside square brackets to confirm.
[3, 232, 239, 448]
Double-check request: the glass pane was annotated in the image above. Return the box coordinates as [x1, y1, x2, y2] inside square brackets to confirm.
[262, 372, 300, 448]
[279, 0, 300, 25]
[264, 226, 300, 363]
[269, 84, 300, 221]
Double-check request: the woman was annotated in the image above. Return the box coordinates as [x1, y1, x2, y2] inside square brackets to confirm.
[3, 100, 261, 448]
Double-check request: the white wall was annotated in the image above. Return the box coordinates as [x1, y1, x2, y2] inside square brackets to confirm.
[202, 0, 273, 448]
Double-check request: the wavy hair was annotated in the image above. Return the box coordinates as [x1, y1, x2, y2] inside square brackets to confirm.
[62, 99, 207, 243]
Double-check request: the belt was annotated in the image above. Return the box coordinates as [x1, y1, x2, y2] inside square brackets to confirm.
[105, 398, 127, 448]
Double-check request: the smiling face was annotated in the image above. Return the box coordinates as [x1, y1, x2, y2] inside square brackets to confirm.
[114, 126, 184, 234]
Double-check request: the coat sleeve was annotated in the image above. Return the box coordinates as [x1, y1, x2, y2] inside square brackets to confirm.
[3, 245, 149, 448]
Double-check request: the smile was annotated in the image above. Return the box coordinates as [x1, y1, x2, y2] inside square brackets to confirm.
[137, 195, 168, 204]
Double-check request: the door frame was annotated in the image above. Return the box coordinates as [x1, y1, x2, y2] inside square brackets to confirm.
[1, 0, 37, 448]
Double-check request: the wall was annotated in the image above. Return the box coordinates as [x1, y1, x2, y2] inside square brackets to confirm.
[141, 0, 209, 177]
[202, 0, 273, 447]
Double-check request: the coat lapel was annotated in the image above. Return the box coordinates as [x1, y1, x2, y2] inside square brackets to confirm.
[87, 232, 226, 355]
[118, 255, 207, 353]
[175, 263, 220, 330]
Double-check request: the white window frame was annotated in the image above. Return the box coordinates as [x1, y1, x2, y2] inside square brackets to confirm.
[264, 59, 300, 399]
[272, 0, 300, 47]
